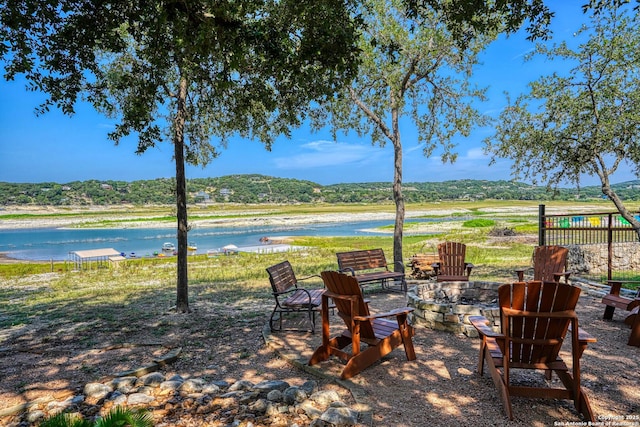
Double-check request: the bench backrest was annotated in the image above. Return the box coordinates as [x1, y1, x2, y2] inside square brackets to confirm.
[336, 249, 388, 272]
[266, 260, 297, 294]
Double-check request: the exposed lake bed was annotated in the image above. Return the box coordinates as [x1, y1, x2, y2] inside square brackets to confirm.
[0, 202, 607, 262]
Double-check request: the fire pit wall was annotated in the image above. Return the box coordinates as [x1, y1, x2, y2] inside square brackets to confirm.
[407, 281, 502, 338]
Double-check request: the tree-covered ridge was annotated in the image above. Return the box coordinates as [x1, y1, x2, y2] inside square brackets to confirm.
[1, 175, 639, 206]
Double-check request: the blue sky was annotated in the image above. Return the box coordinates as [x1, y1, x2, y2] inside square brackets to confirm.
[0, 2, 636, 186]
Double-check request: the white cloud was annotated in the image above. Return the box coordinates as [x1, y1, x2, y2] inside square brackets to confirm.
[273, 140, 384, 170]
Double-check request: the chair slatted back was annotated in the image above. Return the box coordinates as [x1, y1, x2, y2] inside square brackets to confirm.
[499, 281, 580, 365]
[267, 261, 297, 294]
[321, 271, 374, 338]
[336, 249, 388, 271]
[437, 242, 468, 277]
[532, 245, 569, 282]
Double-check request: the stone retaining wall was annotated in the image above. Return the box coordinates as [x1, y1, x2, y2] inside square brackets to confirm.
[567, 242, 640, 275]
[407, 281, 502, 338]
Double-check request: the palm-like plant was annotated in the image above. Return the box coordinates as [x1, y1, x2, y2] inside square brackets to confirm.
[40, 407, 153, 427]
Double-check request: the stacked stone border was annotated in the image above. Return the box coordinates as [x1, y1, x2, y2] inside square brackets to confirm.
[407, 281, 502, 337]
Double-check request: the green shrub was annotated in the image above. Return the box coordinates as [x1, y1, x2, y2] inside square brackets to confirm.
[40, 407, 153, 427]
[462, 218, 495, 228]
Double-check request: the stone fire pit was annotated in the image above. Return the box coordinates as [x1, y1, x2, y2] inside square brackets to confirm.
[407, 281, 502, 337]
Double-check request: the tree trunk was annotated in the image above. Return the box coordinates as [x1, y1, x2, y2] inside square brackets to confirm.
[174, 76, 190, 313]
[391, 104, 404, 273]
[601, 178, 640, 241]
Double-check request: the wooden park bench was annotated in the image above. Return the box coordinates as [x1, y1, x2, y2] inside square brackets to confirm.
[601, 280, 640, 346]
[266, 260, 325, 333]
[408, 253, 439, 279]
[336, 248, 406, 293]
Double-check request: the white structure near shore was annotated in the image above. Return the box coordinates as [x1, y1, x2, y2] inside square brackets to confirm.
[69, 248, 125, 270]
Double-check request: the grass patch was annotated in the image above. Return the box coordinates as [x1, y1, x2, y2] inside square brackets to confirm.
[463, 219, 495, 228]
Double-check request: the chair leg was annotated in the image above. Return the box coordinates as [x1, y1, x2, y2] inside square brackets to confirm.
[270, 307, 282, 332]
[628, 312, 640, 346]
[489, 360, 513, 421]
[555, 370, 595, 422]
[477, 337, 487, 376]
[307, 306, 316, 334]
[603, 305, 616, 320]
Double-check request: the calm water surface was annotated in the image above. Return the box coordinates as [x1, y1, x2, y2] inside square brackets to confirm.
[0, 218, 443, 261]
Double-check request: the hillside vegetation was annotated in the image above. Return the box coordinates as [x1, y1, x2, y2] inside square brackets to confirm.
[1, 174, 639, 206]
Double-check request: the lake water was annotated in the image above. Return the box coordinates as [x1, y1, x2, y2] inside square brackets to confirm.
[0, 218, 443, 261]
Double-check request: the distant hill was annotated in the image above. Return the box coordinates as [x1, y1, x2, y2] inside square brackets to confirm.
[1, 175, 639, 206]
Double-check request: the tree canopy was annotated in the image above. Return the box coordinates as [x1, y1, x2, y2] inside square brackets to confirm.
[311, 0, 492, 269]
[485, 4, 640, 238]
[1, 0, 361, 311]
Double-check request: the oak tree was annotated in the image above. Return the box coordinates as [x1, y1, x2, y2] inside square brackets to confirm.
[311, 0, 491, 269]
[485, 5, 640, 239]
[1, 0, 361, 311]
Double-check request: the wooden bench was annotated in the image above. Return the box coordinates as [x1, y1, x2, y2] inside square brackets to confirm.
[408, 253, 439, 279]
[336, 248, 406, 293]
[266, 261, 324, 333]
[601, 280, 640, 319]
[601, 280, 640, 346]
[628, 306, 640, 347]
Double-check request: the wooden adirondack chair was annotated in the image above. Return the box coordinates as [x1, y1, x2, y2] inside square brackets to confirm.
[433, 241, 473, 281]
[308, 271, 416, 379]
[469, 281, 597, 422]
[515, 245, 571, 283]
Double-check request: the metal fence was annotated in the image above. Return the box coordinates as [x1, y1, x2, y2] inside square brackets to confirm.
[538, 204, 640, 281]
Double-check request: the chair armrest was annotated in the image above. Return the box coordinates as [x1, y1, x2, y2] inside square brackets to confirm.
[568, 324, 597, 344]
[465, 263, 474, 276]
[353, 307, 414, 322]
[324, 291, 359, 302]
[431, 262, 440, 275]
[553, 271, 572, 283]
[469, 315, 502, 338]
[578, 328, 597, 344]
[339, 267, 356, 276]
[273, 287, 298, 297]
[297, 274, 323, 288]
[393, 260, 405, 271]
[297, 274, 321, 282]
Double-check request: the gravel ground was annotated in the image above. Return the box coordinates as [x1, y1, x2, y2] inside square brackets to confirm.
[266, 282, 640, 426]
[1, 278, 638, 426]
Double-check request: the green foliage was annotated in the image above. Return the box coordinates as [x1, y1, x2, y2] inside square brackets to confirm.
[406, 0, 553, 45]
[2, 175, 638, 206]
[40, 407, 152, 427]
[463, 219, 495, 228]
[0, 263, 66, 278]
[486, 4, 640, 237]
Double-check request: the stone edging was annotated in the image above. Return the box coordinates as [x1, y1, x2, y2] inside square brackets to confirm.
[0, 346, 182, 419]
[261, 323, 374, 427]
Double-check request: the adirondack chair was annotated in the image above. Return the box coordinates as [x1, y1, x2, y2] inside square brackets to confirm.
[433, 241, 473, 281]
[308, 270, 416, 379]
[469, 281, 597, 422]
[266, 261, 324, 333]
[515, 245, 571, 283]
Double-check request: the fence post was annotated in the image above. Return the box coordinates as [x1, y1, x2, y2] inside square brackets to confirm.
[539, 204, 546, 246]
[608, 213, 613, 281]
